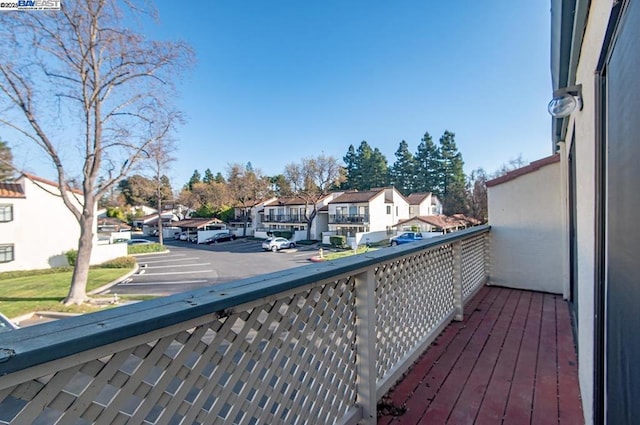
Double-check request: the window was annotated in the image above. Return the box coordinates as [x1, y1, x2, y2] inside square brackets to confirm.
[409, 207, 414, 215]
[386, 206, 391, 214]
[0, 204, 13, 222]
[0, 244, 14, 262]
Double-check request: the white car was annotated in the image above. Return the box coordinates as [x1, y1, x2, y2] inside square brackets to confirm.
[262, 237, 296, 252]
[127, 238, 154, 245]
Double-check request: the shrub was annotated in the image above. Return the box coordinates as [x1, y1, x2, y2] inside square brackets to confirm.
[330, 235, 347, 248]
[296, 240, 318, 245]
[127, 243, 165, 255]
[65, 249, 78, 266]
[270, 230, 293, 239]
[0, 267, 73, 280]
[99, 256, 136, 268]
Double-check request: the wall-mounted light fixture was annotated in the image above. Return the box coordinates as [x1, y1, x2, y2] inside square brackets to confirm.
[548, 84, 583, 118]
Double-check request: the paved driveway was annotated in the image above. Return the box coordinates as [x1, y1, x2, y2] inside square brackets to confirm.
[102, 238, 318, 296]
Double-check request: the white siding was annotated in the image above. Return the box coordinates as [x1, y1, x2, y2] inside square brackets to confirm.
[0, 178, 83, 272]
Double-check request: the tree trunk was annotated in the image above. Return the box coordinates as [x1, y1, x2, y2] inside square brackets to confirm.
[242, 207, 249, 237]
[158, 195, 164, 245]
[305, 209, 317, 241]
[63, 208, 95, 305]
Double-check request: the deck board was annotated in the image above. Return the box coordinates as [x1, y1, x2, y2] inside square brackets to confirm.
[379, 286, 583, 425]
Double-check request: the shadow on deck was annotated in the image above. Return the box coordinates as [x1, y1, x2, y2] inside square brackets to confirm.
[378, 286, 583, 425]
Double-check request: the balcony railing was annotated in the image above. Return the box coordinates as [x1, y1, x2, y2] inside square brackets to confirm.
[0, 225, 490, 424]
[329, 214, 369, 224]
[262, 214, 306, 223]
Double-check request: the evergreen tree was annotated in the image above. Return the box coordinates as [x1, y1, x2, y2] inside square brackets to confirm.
[186, 169, 201, 191]
[414, 132, 441, 195]
[341, 141, 389, 190]
[202, 168, 215, 184]
[214, 172, 226, 184]
[0, 139, 13, 181]
[118, 175, 156, 206]
[390, 140, 416, 195]
[341, 144, 357, 190]
[270, 174, 293, 197]
[439, 131, 468, 215]
[369, 147, 390, 189]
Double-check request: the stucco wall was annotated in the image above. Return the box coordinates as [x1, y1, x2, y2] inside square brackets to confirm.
[0, 178, 82, 272]
[488, 160, 564, 294]
[90, 243, 128, 265]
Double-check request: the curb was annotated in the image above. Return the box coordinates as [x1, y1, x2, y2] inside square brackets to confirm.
[130, 249, 170, 257]
[88, 263, 139, 295]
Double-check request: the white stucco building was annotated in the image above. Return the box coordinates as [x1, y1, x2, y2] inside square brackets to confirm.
[327, 187, 410, 240]
[260, 194, 341, 241]
[406, 192, 443, 216]
[0, 174, 125, 272]
[0, 174, 85, 271]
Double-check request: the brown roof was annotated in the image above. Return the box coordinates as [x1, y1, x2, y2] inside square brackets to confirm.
[395, 214, 478, 230]
[329, 189, 383, 204]
[486, 154, 561, 188]
[452, 213, 482, 225]
[175, 218, 223, 229]
[406, 192, 431, 205]
[0, 183, 25, 198]
[272, 197, 310, 206]
[22, 172, 84, 195]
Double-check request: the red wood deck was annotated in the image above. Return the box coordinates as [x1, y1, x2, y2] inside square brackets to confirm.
[378, 286, 583, 425]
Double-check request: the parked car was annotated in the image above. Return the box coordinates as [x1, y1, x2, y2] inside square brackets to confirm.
[178, 232, 198, 241]
[188, 234, 199, 243]
[389, 232, 423, 246]
[0, 313, 19, 333]
[205, 233, 237, 244]
[262, 237, 296, 252]
[127, 238, 154, 245]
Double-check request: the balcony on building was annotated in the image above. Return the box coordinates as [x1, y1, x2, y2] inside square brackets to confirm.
[328, 214, 370, 224]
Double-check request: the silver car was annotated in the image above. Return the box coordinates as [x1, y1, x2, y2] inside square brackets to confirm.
[262, 237, 296, 252]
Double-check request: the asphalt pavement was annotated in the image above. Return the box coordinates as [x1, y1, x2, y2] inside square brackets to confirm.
[100, 237, 320, 296]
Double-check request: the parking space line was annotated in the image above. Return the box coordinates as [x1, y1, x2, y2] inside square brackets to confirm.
[142, 270, 213, 276]
[144, 263, 211, 269]
[124, 280, 209, 285]
[138, 253, 188, 259]
[143, 258, 201, 264]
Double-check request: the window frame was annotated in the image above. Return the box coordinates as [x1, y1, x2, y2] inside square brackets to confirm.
[0, 204, 13, 222]
[0, 244, 14, 262]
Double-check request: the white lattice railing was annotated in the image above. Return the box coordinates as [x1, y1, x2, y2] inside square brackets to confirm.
[0, 226, 489, 425]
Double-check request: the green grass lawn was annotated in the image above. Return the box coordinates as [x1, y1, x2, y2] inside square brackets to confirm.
[0, 267, 136, 319]
[322, 246, 379, 260]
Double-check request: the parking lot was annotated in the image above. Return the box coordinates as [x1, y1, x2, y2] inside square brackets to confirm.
[101, 237, 319, 296]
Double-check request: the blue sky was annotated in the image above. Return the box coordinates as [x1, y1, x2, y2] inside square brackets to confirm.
[13, 1, 553, 189]
[150, 1, 553, 188]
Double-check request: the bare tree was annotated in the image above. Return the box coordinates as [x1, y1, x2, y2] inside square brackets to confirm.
[492, 154, 527, 178]
[467, 168, 488, 222]
[284, 155, 345, 240]
[227, 163, 271, 237]
[0, 1, 194, 304]
[146, 140, 176, 246]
